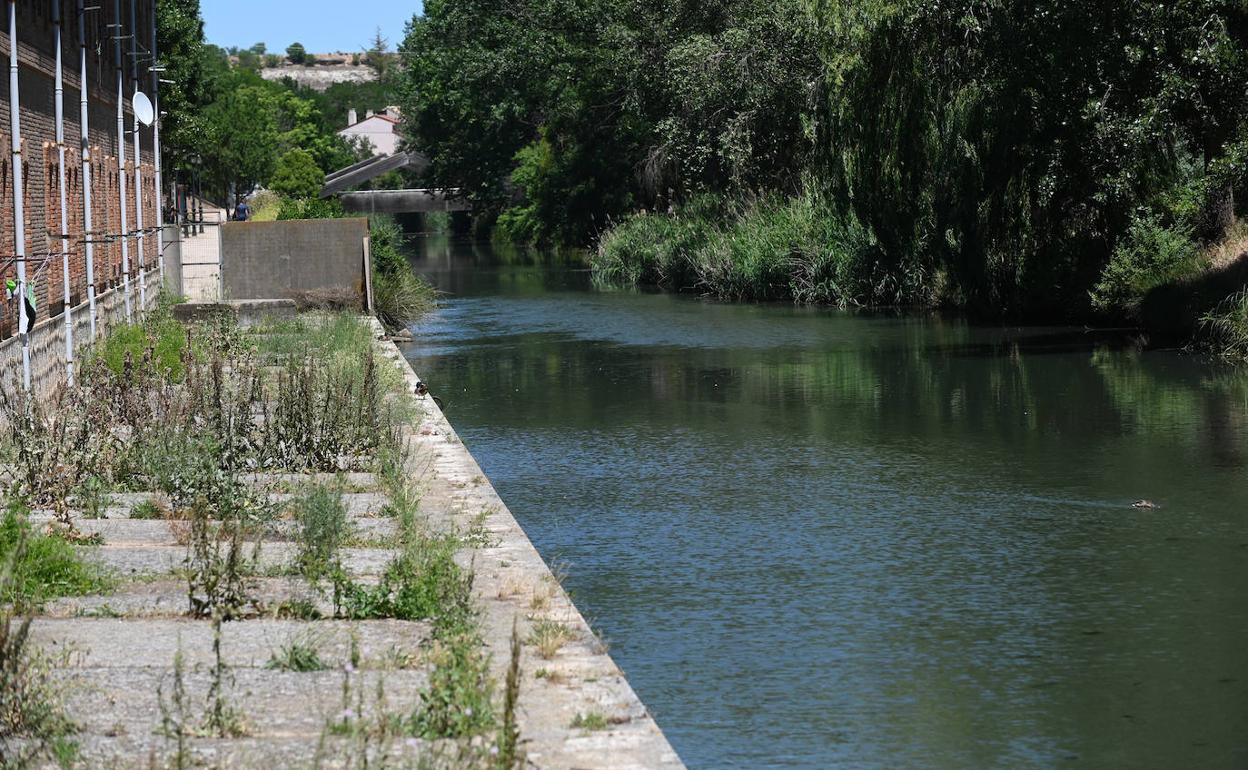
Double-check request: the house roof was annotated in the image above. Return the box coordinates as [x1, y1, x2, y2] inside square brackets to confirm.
[341, 114, 399, 131]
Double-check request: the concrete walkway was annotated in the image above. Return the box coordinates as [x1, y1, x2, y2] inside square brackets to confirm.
[177, 205, 227, 301]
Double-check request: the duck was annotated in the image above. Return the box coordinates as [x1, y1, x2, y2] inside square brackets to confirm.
[414, 380, 430, 398]
[1131, 499, 1157, 510]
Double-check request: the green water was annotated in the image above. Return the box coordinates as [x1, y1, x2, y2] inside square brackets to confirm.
[402, 236, 1248, 770]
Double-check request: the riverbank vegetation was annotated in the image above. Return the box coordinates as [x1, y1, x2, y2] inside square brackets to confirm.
[400, 0, 1248, 352]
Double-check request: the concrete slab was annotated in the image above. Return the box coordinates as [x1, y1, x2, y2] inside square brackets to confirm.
[32, 618, 430, 669]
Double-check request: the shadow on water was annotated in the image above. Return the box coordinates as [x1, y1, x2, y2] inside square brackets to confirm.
[402, 235, 1248, 770]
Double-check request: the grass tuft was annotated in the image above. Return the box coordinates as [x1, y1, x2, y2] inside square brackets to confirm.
[527, 619, 574, 660]
[266, 636, 328, 672]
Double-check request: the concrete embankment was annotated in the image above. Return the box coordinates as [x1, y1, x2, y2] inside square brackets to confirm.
[378, 337, 685, 769]
[18, 317, 684, 768]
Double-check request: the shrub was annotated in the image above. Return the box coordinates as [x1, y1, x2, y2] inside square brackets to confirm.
[292, 483, 350, 580]
[276, 196, 345, 221]
[373, 270, 437, 333]
[593, 210, 712, 288]
[1091, 216, 1206, 317]
[369, 215, 410, 276]
[96, 312, 190, 382]
[1199, 288, 1248, 360]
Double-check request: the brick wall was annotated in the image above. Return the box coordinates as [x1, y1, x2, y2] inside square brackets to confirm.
[0, 0, 158, 343]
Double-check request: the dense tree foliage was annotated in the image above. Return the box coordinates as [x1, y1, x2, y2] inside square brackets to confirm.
[400, 0, 1248, 323]
[269, 148, 326, 199]
[400, 0, 820, 245]
[155, 0, 212, 172]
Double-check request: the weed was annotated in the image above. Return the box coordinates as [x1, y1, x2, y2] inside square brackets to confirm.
[0, 535, 79, 767]
[263, 346, 392, 472]
[497, 622, 522, 768]
[0, 503, 109, 608]
[463, 510, 497, 549]
[374, 644, 420, 671]
[528, 619, 575, 660]
[76, 476, 110, 520]
[204, 613, 247, 738]
[185, 504, 254, 621]
[77, 604, 123, 619]
[410, 632, 495, 739]
[337, 532, 472, 626]
[272, 599, 322, 620]
[570, 711, 609, 731]
[130, 499, 167, 520]
[533, 668, 568, 685]
[266, 635, 328, 672]
[291, 482, 351, 580]
[157, 640, 191, 770]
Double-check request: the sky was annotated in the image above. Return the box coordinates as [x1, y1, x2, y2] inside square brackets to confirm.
[202, 1, 423, 55]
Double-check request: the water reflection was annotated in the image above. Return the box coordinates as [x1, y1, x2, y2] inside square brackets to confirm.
[403, 236, 1248, 770]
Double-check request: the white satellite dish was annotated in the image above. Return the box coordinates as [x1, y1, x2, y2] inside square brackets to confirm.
[132, 91, 155, 127]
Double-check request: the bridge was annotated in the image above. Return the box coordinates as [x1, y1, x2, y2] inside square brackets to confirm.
[320, 151, 470, 214]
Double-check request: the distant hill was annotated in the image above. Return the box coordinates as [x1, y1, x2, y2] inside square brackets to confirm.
[258, 52, 395, 92]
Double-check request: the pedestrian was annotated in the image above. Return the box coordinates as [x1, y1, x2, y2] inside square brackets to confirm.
[234, 197, 251, 222]
[5, 278, 36, 333]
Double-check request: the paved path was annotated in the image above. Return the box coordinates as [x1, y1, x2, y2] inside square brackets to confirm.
[176, 205, 226, 301]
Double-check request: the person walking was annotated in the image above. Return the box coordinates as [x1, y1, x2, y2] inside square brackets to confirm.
[233, 197, 251, 222]
[6, 278, 36, 333]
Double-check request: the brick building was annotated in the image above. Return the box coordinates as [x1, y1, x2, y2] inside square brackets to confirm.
[0, 0, 158, 342]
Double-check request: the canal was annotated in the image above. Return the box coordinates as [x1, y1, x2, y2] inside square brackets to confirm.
[402, 234, 1248, 770]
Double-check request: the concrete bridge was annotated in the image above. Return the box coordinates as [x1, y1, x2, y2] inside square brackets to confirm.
[321, 151, 469, 214]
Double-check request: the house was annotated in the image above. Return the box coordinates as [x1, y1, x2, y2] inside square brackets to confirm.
[338, 107, 401, 157]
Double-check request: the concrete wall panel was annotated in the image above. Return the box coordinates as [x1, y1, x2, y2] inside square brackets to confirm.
[220, 218, 368, 302]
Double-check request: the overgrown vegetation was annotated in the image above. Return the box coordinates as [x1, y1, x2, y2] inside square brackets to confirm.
[0, 507, 109, 607]
[402, 0, 1248, 340]
[1200, 289, 1248, 361]
[0, 288, 520, 764]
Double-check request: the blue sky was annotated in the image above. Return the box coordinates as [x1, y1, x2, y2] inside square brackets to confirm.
[202, 1, 424, 54]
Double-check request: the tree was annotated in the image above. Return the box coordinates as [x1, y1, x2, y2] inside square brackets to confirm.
[286, 42, 306, 64]
[203, 81, 279, 200]
[365, 27, 390, 76]
[250, 42, 266, 55]
[156, 0, 211, 173]
[269, 149, 325, 198]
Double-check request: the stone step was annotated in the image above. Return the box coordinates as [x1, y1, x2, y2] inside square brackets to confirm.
[85, 544, 397, 580]
[58, 667, 429, 766]
[27, 516, 402, 549]
[34, 491, 394, 522]
[32, 618, 430, 670]
[72, 734, 427, 770]
[41, 578, 326, 620]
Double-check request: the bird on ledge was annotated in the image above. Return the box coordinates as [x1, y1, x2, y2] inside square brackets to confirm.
[414, 380, 430, 398]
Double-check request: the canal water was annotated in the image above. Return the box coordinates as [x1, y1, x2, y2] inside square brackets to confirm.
[401, 235, 1248, 770]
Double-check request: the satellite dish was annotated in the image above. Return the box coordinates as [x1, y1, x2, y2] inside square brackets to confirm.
[132, 91, 155, 127]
